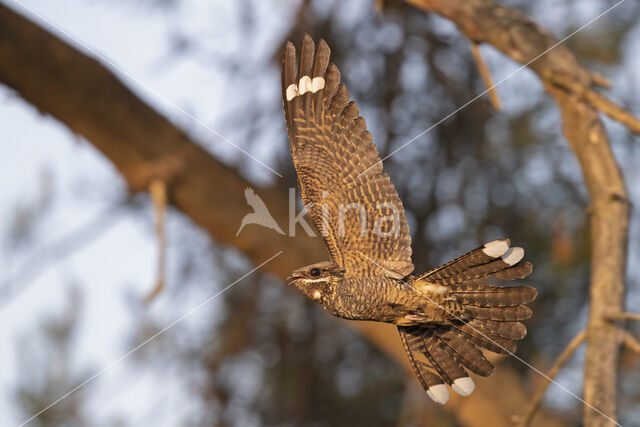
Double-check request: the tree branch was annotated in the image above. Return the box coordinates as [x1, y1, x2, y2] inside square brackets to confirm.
[622, 330, 640, 354]
[405, 1, 630, 425]
[605, 312, 640, 322]
[144, 179, 167, 303]
[517, 330, 587, 427]
[470, 42, 501, 110]
[547, 71, 640, 135]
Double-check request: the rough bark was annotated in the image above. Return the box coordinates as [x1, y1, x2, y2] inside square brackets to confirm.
[407, 1, 629, 425]
[0, 3, 598, 426]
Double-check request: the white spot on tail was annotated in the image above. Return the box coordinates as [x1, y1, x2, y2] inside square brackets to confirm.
[452, 377, 475, 396]
[482, 239, 510, 258]
[426, 384, 449, 405]
[286, 83, 299, 101]
[502, 247, 524, 266]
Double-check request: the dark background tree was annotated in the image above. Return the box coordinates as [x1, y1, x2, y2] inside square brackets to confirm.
[1, 0, 639, 426]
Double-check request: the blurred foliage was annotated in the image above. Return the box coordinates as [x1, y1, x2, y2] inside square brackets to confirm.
[14, 289, 89, 427]
[7, 0, 640, 426]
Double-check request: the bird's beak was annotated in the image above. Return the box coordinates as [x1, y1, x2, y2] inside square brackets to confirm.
[286, 274, 299, 285]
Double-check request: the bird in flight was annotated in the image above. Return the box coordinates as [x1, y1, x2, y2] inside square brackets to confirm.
[282, 35, 537, 405]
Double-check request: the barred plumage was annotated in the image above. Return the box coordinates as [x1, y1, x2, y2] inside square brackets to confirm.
[283, 36, 414, 280]
[399, 240, 537, 402]
[283, 35, 537, 405]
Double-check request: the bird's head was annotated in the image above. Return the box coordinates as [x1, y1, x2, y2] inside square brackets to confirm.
[286, 261, 345, 303]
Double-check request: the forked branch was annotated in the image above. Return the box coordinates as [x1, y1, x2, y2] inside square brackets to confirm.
[548, 71, 640, 135]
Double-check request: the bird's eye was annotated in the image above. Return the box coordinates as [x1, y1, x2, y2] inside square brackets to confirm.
[309, 268, 321, 277]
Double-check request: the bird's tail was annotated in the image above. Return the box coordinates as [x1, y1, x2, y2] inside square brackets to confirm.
[398, 239, 537, 404]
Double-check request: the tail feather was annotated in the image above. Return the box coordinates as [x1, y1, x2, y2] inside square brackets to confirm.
[399, 330, 443, 390]
[399, 328, 451, 405]
[451, 284, 537, 307]
[423, 238, 511, 280]
[427, 254, 525, 285]
[454, 324, 517, 354]
[470, 319, 528, 340]
[466, 305, 532, 321]
[423, 331, 468, 384]
[493, 262, 533, 280]
[400, 326, 481, 405]
[421, 239, 532, 287]
[415, 361, 451, 404]
[438, 328, 494, 376]
[398, 239, 537, 404]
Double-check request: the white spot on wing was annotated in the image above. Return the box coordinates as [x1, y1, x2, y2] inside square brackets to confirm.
[286, 83, 299, 101]
[452, 377, 475, 396]
[288, 76, 324, 101]
[426, 384, 449, 405]
[482, 239, 510, 258]
[502, 247, 524, 266]
[311, 77, 325, 92]
[298, 75, 312, 95]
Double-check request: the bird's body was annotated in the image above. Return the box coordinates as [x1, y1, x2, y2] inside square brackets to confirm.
[291, 247, 533, 327]
[309, 274, 455, 324]
[323, 276, 416, 322]
[282, 35, 537, 405]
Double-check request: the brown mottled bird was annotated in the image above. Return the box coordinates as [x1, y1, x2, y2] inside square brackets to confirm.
[282, 35, 537, 405]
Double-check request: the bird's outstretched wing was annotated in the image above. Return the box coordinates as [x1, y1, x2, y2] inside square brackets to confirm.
[282, 35, 413, 279]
